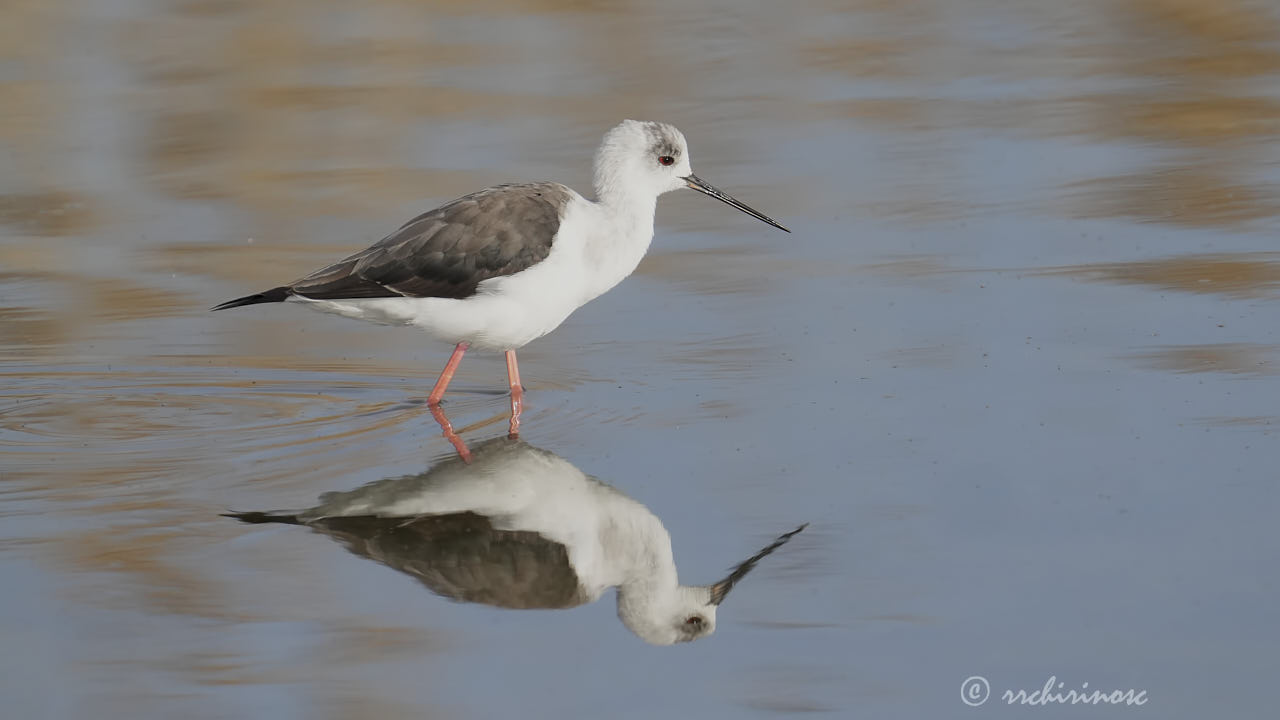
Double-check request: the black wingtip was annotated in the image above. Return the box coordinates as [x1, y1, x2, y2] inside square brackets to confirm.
[221, 511, 303, 525]
[210, 286, 291, 311]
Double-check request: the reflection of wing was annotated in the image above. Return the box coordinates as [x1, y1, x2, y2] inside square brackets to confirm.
[310, 512, 590, 610]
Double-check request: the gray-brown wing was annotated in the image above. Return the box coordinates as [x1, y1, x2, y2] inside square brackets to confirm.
[310, 512, 590, 609]
[290, 182, 574, 300]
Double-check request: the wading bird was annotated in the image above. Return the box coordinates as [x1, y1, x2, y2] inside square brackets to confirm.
[212, 120, 789, 435]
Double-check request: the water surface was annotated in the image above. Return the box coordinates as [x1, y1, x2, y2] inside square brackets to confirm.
[3, 0, 1278, 717]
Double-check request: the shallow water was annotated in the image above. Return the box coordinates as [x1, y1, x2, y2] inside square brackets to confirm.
[3, 0, 1279, 717]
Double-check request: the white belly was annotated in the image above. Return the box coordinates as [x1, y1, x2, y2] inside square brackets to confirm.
[288, 196, 651, 352]
[293, 270, 584, 352]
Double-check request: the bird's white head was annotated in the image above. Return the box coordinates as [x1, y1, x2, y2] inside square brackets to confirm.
[593, 120, 693, 201]
[593, 119, 790, 232]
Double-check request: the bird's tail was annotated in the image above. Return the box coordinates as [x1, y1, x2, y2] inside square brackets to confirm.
[222, 510, 304, 525]
[210, 286, 292, 311]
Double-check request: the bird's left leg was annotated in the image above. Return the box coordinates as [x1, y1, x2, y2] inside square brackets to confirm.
[428, 342, 469, 405]
[505, 349, 523, 437]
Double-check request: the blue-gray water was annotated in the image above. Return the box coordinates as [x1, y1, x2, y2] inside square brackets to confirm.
[2, 0, 1278, 717]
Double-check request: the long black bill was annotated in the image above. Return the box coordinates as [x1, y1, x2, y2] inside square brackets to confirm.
[709, 523, 808, 606]
[684, 174, 791, 233]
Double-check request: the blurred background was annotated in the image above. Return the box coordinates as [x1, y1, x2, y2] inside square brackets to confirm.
[2, 0, 1279, 717]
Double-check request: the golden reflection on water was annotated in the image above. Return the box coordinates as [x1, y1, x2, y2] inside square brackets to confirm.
[1, 370, 433, 454]
[1038, 253, 1280, 298]
[1129, 343, 1277, 376]
[1073, 0, 1280, 224]
[1067, 168, 1280, 227]
[823, 0, 1280, 227]
[0, 192, 98, 237]
[53, 518, 239, 618]
[146, 242, 359, 288]
[106, 0, 698, 220]
[0, 273, 193, 351]
[860, 252, 1280, 301]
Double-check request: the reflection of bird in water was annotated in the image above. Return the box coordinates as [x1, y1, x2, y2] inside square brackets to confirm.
[211, 120, 789, 436]
[226, 436, 805, 645]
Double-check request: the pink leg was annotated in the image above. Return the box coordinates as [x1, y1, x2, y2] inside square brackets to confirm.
[505, 349, 523, 438]
[428, 342, 469, 405]
[428, 403, 472, 463]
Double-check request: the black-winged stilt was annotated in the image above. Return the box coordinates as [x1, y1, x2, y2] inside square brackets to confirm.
[212, 120, 789, 434]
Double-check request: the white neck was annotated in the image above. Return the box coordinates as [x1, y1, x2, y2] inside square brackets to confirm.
[579, 184, 658, 302]
[593, 157, 658, 227]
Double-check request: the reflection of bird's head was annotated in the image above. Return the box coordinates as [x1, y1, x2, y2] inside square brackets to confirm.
[618, 585, 719, 646]
[617, 524, 807, 646]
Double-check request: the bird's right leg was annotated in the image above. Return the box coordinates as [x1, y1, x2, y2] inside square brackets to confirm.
[428, 342, 469, 405]
[505, 349, 523, 438]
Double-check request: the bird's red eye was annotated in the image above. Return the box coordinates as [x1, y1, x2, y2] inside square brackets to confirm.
[658, 155, 675, 166]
